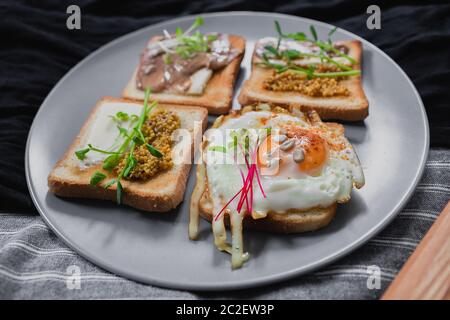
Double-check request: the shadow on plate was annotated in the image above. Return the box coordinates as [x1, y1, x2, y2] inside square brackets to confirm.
[44, 192, 182, 246]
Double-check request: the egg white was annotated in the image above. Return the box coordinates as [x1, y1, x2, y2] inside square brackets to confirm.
[204, 110, 364, 216]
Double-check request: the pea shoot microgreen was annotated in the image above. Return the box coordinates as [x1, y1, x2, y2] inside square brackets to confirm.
[208, 145, 227, 153]
[208, 127, 272, 160]
[159, 17, 218, 62]
[90, 171, 106, 186]
[258, 21, 360, 79]
[75, 148, 90, 160]
[109, 112, 138, 124]
[115, 111, 129, 121]
[146, 143, 163, 158]
[75, 88, 162, 204]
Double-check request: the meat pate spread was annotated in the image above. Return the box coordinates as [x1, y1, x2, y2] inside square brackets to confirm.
[137, 34, 242, 95]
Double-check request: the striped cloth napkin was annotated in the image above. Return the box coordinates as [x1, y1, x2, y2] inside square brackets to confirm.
[0, 149, 448, 299]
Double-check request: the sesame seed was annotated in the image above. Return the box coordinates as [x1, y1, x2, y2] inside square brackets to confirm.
[280, 139, 295, 151]
[293, 149, 304, 163]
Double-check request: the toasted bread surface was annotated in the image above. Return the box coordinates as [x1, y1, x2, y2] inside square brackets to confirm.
[238, 40, 369, 121]
[48, 97, 208, 212]
[123, 35, 246, 115]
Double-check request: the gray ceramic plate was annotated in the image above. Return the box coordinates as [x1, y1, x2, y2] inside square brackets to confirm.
[26, 12, 429, 290]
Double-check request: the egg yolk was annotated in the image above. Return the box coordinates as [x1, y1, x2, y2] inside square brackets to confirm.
[257, 127, 328, 176]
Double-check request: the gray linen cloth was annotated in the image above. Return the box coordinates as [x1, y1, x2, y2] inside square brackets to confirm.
[0, 149, 448, 299]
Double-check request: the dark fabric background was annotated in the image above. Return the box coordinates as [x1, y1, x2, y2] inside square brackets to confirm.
[0, 0, 449, 215]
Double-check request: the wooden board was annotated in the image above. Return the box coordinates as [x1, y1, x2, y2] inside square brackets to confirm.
[382, 201, 450, 300]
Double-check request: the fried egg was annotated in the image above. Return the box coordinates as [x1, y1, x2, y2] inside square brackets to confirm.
[205, 110, 364, 213]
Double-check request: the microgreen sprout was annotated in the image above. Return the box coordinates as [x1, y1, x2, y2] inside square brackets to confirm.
[208, 145, 227, 153]
[74, 88, 162, 204]
[115, 111, 129, 121]
[258, 21, 360, 79]
[90, 171, 106, 186]
[213, 128, 271, 220]
[159, 17, 218, 62]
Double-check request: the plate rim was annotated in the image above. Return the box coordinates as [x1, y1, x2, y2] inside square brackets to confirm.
[25, 11, 430, 291]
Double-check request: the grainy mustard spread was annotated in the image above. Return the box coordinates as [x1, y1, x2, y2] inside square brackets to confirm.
[115, 109, 180, 180]
[272, 106, 289, 114]
[263, 65, 350, 97]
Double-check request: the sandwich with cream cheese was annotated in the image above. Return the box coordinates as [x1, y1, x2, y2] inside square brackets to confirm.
[48, 94, 207, 212]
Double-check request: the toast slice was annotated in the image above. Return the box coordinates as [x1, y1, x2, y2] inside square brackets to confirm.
[238, 40, 369, 121]
[123, 35, 246, 115]
[48, 97, 208, 212]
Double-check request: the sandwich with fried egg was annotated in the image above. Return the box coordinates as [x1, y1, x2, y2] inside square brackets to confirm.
[189, 103, 365, 268]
